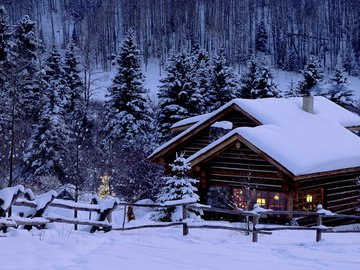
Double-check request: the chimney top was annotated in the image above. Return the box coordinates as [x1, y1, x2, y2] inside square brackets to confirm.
[303, 96, 314, 114]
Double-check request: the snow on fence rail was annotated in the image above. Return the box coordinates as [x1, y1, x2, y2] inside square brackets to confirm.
[1, 186, 360, 243]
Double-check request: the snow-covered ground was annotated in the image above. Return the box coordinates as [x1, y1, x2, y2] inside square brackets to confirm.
[1, 206, 360, 270]
[1, 224, 360, 270]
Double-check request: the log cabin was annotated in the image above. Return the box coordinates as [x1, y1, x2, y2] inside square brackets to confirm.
[149, 96, 360, 216]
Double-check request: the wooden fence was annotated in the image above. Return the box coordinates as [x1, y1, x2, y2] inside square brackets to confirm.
[1, 185, 360, 243]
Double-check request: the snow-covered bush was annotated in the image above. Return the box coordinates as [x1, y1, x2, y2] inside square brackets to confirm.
[153, 153, 201, 222]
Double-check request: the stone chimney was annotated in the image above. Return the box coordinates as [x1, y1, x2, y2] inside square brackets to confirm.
[303, 95, 314, 113]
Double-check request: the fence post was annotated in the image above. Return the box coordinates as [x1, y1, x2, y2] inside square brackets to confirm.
[316, 214, 322, 242]
[182, 205, 189, 236]
[122, 205, 127, 228]
[252, 215, 259, 243]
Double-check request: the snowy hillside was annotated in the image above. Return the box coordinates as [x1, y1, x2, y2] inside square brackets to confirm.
[91, 60, 360, 102]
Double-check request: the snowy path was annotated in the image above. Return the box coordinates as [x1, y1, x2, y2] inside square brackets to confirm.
[1, 227, 360, 270]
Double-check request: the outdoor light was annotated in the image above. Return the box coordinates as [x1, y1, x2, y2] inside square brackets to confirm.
[306, 194, 313, 203]
[274, 194, 280, 200]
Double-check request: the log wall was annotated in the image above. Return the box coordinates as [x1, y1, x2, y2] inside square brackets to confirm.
[296, 173, 360, 215]
[206, 142, 284, 191]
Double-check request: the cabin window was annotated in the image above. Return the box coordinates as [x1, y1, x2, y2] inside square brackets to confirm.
[294, 188, 324, 211]
[233, 188, 286, 210]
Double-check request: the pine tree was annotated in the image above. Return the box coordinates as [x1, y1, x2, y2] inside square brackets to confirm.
[0, 7, 30, 187]
[191, 49, 210, 114]
[43, 46, 69, 108]
[297, 55, 324, 96]
[240, 56, 279, 99]
[158, 50, 201, 140]
[253, 59, 279, 98]
[63, 42, 84, 114]
[284, 79, 297, 98]
[102, 29, 151, 147]
[98, 174, 115, 199]
[0, 6, 12, 126]
[23, 47, 71, 182]
[13, 15, 42, 121]
[154, 153, 201, 222]
[240, 56, 258, 99]
[256, 20, 268, 54]
[63, 41, 92, 203]
[324, 66, 354, 108]
[209, 48, 240, 111]
[0, 6, 11, 69]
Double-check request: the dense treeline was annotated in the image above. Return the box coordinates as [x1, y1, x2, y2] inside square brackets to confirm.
[1, 0, 360, 73]
[0, 9, 163, 202]
[0, 3, 357, 204]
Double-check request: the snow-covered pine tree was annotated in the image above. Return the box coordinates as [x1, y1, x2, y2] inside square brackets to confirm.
[191, 48, 210, 114]
[102, 29, 151, 147]
[42, 46, 69, 109]
[208, 48, 240, 111]
[323, 65, 354, 108]
[154, 152, 201, 222]
[63, 42, 84, 114]
[13, 15, 42, 121]
[240, 56, 258, 99]
[158, 50, 201, 140]
[0, 7, 31, 188]
[0, 6, 12, 127]
[252, 58, 279, 98]
[63, 41, 93, 203]
[23, 94, 72, 182]
[255, 20, 268, 54]
[240, 56, 279, 99]
[284, 78, 297, 98]
[0, 6, 12, 68]
[297, 55, 324, 96]
[23, 47, 72, 183]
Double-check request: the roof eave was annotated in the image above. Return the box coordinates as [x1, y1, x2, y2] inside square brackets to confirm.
[148, 101, 262, 163]
[294, 166, 360, 180]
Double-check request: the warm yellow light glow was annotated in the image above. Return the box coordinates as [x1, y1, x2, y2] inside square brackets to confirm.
[274, 194, 280, 200]
[256, 198, 266, 206]
[306, 194, 313, 203]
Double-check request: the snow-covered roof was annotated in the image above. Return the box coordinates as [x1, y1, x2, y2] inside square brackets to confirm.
[187, 124, 360, 176]
[149, 97, 360, 163]
[171, 113, 212, 129]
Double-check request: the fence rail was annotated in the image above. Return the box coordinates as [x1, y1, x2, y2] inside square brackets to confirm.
[1, 185, 360, 243]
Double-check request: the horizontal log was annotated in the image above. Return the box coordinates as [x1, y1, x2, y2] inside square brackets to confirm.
[209, 178, 282, 189]
[46, 216, 111, 227]
[322, 214, 360, 220]
[13, 217, 49, 226]
[0, 218, 16, 227]
[51, 199, 101, 213]
[14, 199, 102, 213]
[189, 205, 257, 216]
[323, 230, 360, 233]
[327, 189, 359, 197]
[327, 184, 359, 191]
[210, 161, 275, 168]
[188, 225, 272, 235]
[326, 195, 360, 205]
[112, 222, 185, 231]
[209, 169, 281, 180]
[256, 226, 331, 232]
